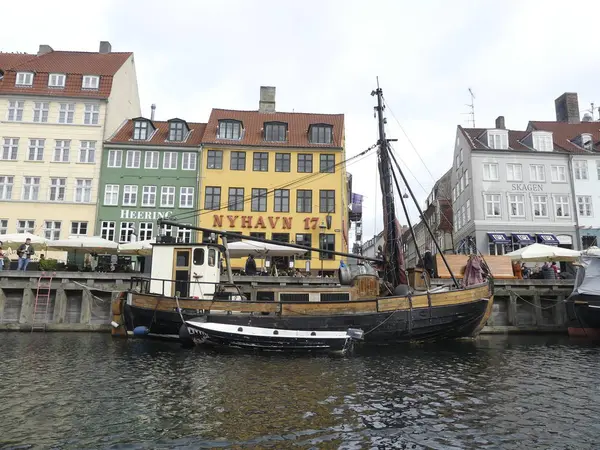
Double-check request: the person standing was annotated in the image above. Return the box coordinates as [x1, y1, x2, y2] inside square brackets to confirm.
[423, 249, 435, 278]
[17, 238, 35, 271]
[0, 242, 4, 272]
[245, 254, 257, 276]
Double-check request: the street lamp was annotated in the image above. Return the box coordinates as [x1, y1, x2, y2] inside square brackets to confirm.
[319, 220, 327, 276]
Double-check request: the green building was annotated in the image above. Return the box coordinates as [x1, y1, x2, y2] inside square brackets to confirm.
[98, 117, 205, 242]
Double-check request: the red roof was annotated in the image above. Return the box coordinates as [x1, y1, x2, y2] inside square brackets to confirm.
[107, 119, 207, 147]
[528, 121, 600, 154]
[0, 50, 132, 99]
[459, 126, 531, 151]
[202, 108, 344, 148]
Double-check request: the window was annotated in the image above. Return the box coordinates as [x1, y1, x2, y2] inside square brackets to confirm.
[180, 187, 194, 208]
[22, 177, 40, 201]
[104, 184, 119, 206]
[120, 222, 136, 243]
[207, 150, 223, 169]
[218, 120, 242, 139]
[2, 138, 18, 160]
[577, 196, 593, 217]
[161, 151, 177, 169]
[508, 194, 525, 217]
[204, 186, 221, 210]
[464, 169, 469, 186]
[28, 139, 44, 161]
[16, 72, 33, 86]
[17, 220, 35, 234]
[249, 232, 266, 240]
[126, 150, 141, 168]
[58, 103, 75, 124]
[253, 152, 268, 171]
[139, 222, 153, 241]
[466, 199, 471, 222]
[310, 125, 333, 144]
[133, 121, 149, 140]
[71, 221, 88, 236]
[574, 161, 589, 180]
[48, 178, 66, 202]
[296, 234, 312, 259]
[555, 195, 571, 217]
[532, 132, 553, 152]
[0, 219, 6, 235]
[74, 179, 92, 203]
[319, 190, 335, 213]
[107, 150, 122, 168]
[506, 163, 522, 181]
[33, 102, 49, 123]
[78, 141, 95, 163]
[274, 189, 290, 212]
[177, 226, 192, 244]
[122, 185, 138, 206]
[319, 234, 335, 260]
[298, 154, 313, 174]
[169, 121, 185, 141]
[228, 187, 244, 211]
[230, 151, 246, 170]
[551, 165, 567, 182]
[265, 122, 287, 142]
[82, 75, 99, 89]
[487, 131, 508, 149]
[7, 100, 24, 121]
[459, 175, 464, 193]
[459, 148, 464, 164]
[48, 73, 65, 87]
[532, 195, 548, 217]
[100, 221, 116, 241]
[251, 188, 267, 212]
[275, 153, 291, 172]
[145, 151, 159, 169]
[530, 165, 546, 182]
[161, 186, 176, 207]
[44, 221, 61, 240]
[142, 186, 157, 207]
[483, 163, 499, 181]
[182, 152, 197, 170]
[484, 194, 501, 217]
[84, 104, 100, 125]
[0, 176, 14, 200]
[320, 154, 335, 173]
[53, 140, 70, 162]
[597, 161, 600, 180]
[297, 189, 312, 213]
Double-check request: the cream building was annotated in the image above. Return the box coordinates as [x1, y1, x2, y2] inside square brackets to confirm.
[0, 41, 140, 240]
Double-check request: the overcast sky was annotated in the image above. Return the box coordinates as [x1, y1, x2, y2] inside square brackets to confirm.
[3, 0, 600, 242]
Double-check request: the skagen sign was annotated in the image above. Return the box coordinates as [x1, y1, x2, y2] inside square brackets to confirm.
[120, 210, 173, 220]
[511, 183, 543, 192]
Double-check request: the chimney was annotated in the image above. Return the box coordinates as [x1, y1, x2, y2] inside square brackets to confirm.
[150, 104, 156, 120]
[495, 116, 505, 129]
[555, 92, 580, 124]
[259, 86, 276, 113]
[99, 41, 112, 54]
[37, 45, 53, 56]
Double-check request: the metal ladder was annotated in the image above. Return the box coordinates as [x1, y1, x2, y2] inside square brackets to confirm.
[31, 272, 54, 332]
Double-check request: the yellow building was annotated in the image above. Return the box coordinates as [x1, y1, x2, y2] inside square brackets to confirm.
[0, 41, 140, 240]
[199, 86, 349, 274]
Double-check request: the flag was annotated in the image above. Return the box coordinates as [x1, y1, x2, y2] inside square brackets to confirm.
[351, 193, 364, 204]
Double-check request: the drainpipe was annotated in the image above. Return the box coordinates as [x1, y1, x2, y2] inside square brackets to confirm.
[567, 154, 581, 249]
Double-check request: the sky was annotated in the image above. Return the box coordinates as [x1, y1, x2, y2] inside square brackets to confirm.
[3, 0, 600, 243]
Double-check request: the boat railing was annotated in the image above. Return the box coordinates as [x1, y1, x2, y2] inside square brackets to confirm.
[129, 276, 226, 297]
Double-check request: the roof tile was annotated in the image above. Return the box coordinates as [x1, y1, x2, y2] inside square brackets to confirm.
[529, 121, 600, 154]
[107, 119, 206, 147]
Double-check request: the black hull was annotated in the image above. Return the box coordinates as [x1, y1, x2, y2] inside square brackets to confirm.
[566, 293, 600, 338]
[123, 303, 198, 339]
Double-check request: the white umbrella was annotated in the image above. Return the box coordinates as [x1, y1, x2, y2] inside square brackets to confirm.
[118, 239, 154, 256]
[46, 236, 118, 253]
[0, 232, 47, 250]
[505, 243, 581, 262]
[581, 246, 600, 257]
[227, 240, 308, 258]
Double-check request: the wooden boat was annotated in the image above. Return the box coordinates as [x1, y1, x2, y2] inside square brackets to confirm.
[112, 85, 495, 349]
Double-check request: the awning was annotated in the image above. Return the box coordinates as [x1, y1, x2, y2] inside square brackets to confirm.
[487, 232, 511, 244]
[513, 233, 535, 244]
[537, 234, 559, 246]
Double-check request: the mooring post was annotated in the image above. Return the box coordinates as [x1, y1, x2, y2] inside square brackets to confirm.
[533, 292, 543, 326]
[508, 291, 518, 326]
[80, 288, 92, 325]
[0, 287, 6, 322]
[554, 295, 566, 326]
[53, 288, 67, 324]
[19, 288, 35, 326]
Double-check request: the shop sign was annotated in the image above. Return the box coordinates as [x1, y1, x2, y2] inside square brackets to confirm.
[120, 209, 173, 220]
[212, 215, 327, 230]
[511, 183, 543, 192]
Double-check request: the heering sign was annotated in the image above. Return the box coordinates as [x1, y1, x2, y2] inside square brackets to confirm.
[512, 183, 543, 192]
[120, 210, 173, 220]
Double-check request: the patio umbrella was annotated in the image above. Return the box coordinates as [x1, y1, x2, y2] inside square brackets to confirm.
[226, 240, 308, 258]
[0, 232, 47, 251]
[505, 243, 581, 262]
[46, 236, 118, 253]
[118, 239, 155, 256]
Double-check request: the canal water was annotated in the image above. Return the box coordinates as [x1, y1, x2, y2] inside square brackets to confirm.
[0, 334, 599, 449]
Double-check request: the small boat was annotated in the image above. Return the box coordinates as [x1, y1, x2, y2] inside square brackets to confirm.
[183, 320, 364, 354]
[566, 252, 600, 338]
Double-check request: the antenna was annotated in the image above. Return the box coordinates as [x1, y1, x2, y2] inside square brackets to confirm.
[466, 88, 476, 127]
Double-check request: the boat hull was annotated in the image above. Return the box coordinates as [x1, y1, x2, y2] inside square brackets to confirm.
[566, 293, 600, 339]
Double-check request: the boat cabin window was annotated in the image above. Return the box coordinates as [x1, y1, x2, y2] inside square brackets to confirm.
[208, 249, 216, 267]
[193, 248, 205, 265]
[176, 251, 190, 267]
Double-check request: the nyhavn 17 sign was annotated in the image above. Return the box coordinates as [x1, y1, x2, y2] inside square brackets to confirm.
[213, 215, 324, 230]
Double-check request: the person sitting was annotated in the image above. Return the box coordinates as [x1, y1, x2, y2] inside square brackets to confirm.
[512, 261, 523, 279]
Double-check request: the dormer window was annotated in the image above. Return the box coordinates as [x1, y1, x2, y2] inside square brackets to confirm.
[486, 130, 508, 149]
[532, 131, 553, 152]
[218, 120, 242, 140]
[264, 122, 287, 142]
[82, 75, 99, 90]
[48, 73, 65, 88]
[168, 120, 188, 141]
[309, 124, 333, 144]
[15, 72, 33, 86]
[581, 133, 593, 150]
[133, 120, 150, 140]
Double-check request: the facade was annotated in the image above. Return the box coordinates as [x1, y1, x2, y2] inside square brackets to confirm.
[362, 231, 384, 259]
[199, 86, 348, 273]
[99, 118, 205, 243]
[0, 41, 140, 240]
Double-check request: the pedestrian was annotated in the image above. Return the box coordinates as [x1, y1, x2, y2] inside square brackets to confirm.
[0, 242, 4, 271]
[423, 248, 435, 278]
[551, 261, 560, 278]
[17, 238, 35, 271]
[245, 254, 257, 276]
